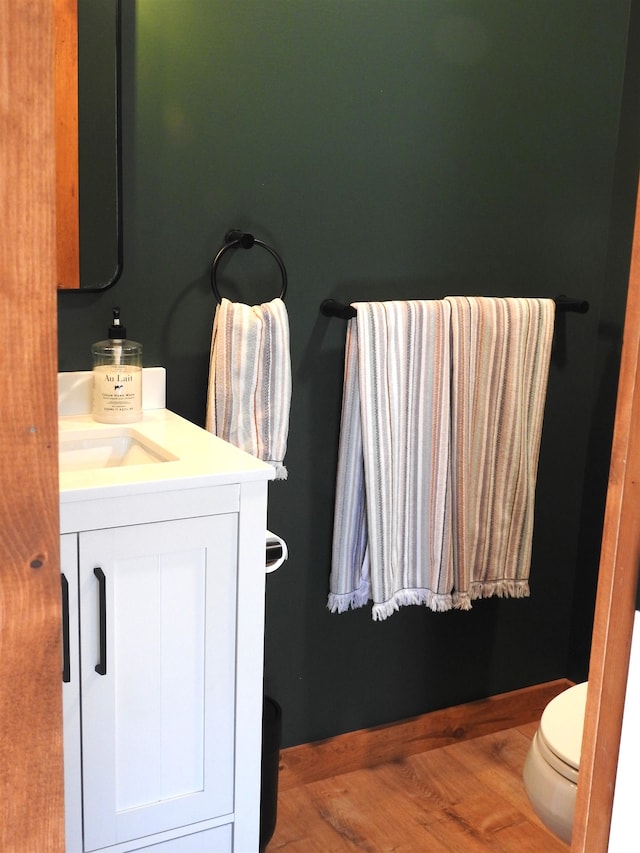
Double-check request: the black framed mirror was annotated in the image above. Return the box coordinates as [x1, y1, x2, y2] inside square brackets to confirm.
[77, 0, 122, 290]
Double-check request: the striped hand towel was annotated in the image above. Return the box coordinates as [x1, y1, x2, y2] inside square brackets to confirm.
[328, 300, 453, 620]
[206, 297, 291, 479]
[445, 296, 555, 608]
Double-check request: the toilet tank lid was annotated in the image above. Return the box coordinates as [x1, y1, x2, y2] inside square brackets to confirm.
[539, 681, 589, 770]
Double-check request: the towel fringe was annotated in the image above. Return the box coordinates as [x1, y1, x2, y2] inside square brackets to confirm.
[271, 463, 288, 480]
[371, 589, 454, 621]
[327, 587, 370, 614]
[452, 581, 530, 609]
[469, 579, 531, 600]
[329, 581, 530, 618]
[452, 592, 473, 611]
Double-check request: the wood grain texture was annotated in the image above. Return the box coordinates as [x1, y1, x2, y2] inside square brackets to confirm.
[0, 1, 65, 849]
[279, 679, 572, 791]
[270, 722, 568, 852]
[572, 178, 640, 852]
[54, 0, 79, 289]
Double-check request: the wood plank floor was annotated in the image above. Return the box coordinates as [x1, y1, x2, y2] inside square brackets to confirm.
[267, 722, 569, 852]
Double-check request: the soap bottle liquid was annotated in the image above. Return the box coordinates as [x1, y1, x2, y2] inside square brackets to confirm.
[92, 308, 143, 423]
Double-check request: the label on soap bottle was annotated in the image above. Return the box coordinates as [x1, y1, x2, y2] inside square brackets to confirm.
[93, 365, 142, 423]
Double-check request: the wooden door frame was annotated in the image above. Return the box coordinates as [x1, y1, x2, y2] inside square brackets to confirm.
[0, 0, 65, 849]
[572, 176, 640, 851]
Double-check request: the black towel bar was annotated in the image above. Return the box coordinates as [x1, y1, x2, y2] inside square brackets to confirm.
[320, 295, 589, 319]
[211, 230, 288, 303]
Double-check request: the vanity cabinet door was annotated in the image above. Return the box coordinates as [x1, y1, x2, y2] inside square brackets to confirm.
[78, 513, 238, 852]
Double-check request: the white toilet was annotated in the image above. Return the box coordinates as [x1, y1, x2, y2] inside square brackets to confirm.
[523, 681, 588, 844]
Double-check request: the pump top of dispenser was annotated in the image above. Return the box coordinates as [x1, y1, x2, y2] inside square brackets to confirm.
[108, 307, 126, 339]
[92, 308, 142, 361]
[93, 308, 142, 352]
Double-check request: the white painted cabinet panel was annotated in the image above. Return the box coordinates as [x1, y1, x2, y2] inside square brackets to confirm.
[127, 823, 232, 852]
[78, 515, 237, 851]
[60, 490, 270, 853]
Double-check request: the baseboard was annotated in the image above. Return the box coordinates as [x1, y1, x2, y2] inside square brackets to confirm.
[278, 678, 572, 791]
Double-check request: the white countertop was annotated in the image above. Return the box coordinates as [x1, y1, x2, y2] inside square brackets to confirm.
[59, 409, 274, 502]
[59, 370, 274, 502]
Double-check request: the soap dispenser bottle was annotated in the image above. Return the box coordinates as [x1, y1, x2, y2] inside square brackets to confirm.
[92, 308, 143, 423]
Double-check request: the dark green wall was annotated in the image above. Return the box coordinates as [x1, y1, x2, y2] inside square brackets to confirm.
[58, 1, 640, 748]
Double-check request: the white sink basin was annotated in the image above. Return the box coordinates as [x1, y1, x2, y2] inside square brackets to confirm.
[58, 400, 274, 505]
[59, 428, 177, 473]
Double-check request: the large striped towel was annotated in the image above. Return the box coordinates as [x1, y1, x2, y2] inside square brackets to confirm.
[206, 297, 291, 479]
[328, 301, 453, 620]
[445, 296, 555, 608]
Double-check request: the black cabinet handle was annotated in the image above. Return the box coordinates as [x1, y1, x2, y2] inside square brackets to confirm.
[94, 567, 107, 676]
[61, 574, 71, 684]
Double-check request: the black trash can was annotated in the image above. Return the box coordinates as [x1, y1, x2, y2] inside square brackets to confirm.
[260, 696, 282, 852]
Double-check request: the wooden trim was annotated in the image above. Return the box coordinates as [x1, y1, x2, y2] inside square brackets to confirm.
[572, 177, 640, 852]
[54, 0, 79, 289]
[279, 679, 572, 791]
[0, 1, 65, 849]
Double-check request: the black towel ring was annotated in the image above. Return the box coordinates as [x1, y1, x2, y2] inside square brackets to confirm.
[211, 229, 288, 303]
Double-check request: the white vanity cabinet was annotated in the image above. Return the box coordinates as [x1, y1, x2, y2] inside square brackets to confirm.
[59, 384, 273, 853]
